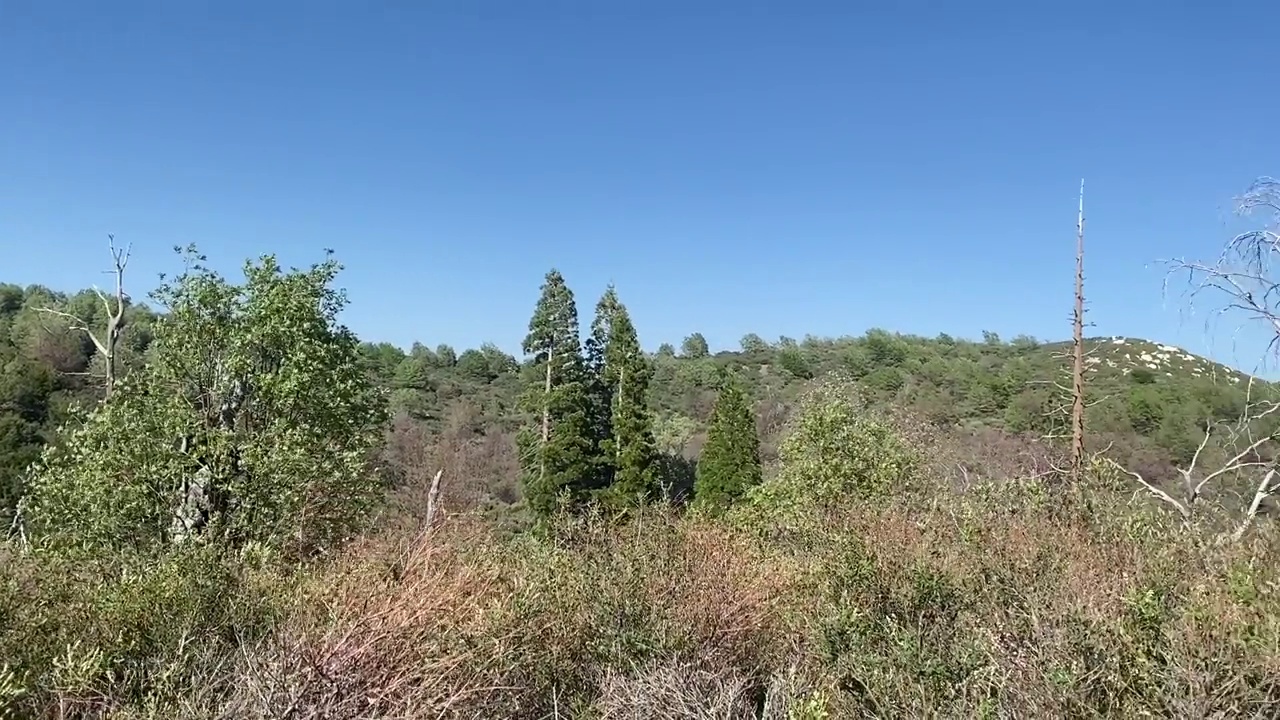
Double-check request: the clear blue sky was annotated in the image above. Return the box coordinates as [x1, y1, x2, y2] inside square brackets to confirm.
[4, 2, 1280, 372]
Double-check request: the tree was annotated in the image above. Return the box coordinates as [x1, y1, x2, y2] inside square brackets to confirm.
[456, 348, 497, 382]
[694, 372, 761, 514]
[681, 332, 710, 359]
[1070, 180, 1087, 481]
[435, 344, 458, 367]
[1114, 175, 1280, 540]
[517, 269, 595, 519]
[740, 333, 770, 355]
[22, 247, 388, 556]
[745, 377, 916, 521]
[35, 235, 130, 399]
[583, 287, 619, 492]
[591, 286, 659, 506]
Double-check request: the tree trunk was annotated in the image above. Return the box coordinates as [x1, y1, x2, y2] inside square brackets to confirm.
[541, 345, 553, 484]
[1071, 179, 1087, 482]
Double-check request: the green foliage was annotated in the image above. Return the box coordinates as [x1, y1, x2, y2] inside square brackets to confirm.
[745, 377, 917, 526]
[591, 287, 660, 507]
[680, 332, 710, 359]
[0, 543, 292, 717]
[517, 269, 597, 519]
[693, 373, 762, 514]
[23, 248, 388, 556]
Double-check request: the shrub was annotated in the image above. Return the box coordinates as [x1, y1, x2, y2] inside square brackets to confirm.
[740, 377, 916, 529]
[22, 249, 387, 557]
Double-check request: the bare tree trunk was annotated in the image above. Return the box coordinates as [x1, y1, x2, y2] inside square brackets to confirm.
[541, 345, 553, 484]
[1071, 180, 1086, 482]
[424, 469, 444, 528]
[100, 235, 129, 398]
[36, 235, 130, 400]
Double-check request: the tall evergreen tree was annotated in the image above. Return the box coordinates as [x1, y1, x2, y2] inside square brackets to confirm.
[517, 269, 595, 519]
[583, 288, 618, 492]
[694, 372, 762, 515]
[592, 286, 659, 506]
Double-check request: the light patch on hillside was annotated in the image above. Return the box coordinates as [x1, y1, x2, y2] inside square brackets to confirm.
[1080, 336, 1259, 385]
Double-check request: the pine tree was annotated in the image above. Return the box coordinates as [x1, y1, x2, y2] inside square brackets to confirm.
[592, 286, 659, 506]
[694, 372, 762, 515]
[583, 288, 618, 492]
[517, 269, 595, 519]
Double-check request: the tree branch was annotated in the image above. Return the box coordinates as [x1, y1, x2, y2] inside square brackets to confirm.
[1106, 458, 1192, 520]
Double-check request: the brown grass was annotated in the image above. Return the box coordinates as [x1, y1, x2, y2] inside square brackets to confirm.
[4, 472, 1280, 718]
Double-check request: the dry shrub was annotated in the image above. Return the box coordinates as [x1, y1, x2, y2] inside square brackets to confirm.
[591, 659, 825, 720]
[382, 405, 520, 526]
[9, 450, 1280, 718]
[197, 508, 796, 719]
[782, 480, 1280, 718]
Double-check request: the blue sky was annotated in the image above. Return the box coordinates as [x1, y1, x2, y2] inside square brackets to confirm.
[4, 1, 1280, 372]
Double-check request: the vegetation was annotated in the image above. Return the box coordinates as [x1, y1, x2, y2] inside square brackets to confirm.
[4, 179, 1280, 717]
[693, 372, 762, 515]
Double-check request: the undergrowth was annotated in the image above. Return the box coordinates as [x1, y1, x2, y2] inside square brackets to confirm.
[3, 476, 1280, 718]
[3, 382, 1279, 718]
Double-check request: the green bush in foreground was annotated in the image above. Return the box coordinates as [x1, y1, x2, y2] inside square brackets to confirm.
[21, 249, 388, 557]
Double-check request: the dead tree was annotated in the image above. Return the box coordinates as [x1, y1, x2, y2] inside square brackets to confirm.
[1036, 181, 1107, 472]
[1071, 179, 1087, 481]
[36, 235, 131, 399]
[1106, 398, 1280, 540]
[1120, 176, 1280, 540]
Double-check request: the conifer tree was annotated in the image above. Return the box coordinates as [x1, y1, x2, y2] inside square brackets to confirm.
[694, 371, 762, 515]
[583, 288, 618, 492]
[517, 269, 595, 519]
[592, 286, 659, 506]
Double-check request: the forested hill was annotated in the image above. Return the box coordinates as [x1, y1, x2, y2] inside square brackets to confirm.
[2, 276, 1271, 520]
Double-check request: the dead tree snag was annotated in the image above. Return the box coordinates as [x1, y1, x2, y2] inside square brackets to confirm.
[36, 235, 131, 399]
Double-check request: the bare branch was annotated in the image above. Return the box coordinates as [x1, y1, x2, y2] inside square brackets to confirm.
[33, 307, 110, 357]
[1232, 468, 1280, 542]
[1106, 458, 1192, 520]
[37, 235, 131, 399]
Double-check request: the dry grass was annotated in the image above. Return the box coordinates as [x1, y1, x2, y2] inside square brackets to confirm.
[4, 472, 1280, 718]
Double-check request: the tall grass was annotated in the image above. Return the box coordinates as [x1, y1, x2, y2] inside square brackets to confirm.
[4, 471, 1280, 718]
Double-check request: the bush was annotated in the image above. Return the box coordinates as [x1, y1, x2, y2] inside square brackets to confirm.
[23, 250, 388, 557]
[0, 544, 294, 718]
[740, 377, 917, 530]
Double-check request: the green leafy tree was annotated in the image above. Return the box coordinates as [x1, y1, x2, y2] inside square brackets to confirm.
[592, 286, 659, 506]
[740, 333, 770, 356]
[23, 247, 388, 556]
[434, 344, 457, 367]
[694, 372, 761, 514]
[456, 348, 497, 382]
[517, 269, 596, 518]
[358, 342, 407, 386]
[681, 332, 710, 359]
[742, 377, 917, 528]
[777, 345, 813, 379]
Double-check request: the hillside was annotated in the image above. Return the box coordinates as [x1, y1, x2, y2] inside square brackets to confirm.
[5, 260, 1280, 718]
[3, 273, 1272, 523]
[1054, 336, 1257, 385]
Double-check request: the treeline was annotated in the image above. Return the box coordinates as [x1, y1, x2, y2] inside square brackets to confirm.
[3, 260, 1274, 525]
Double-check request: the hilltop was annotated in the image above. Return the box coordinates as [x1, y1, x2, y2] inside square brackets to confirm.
[1058, 336, 1258, 386]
